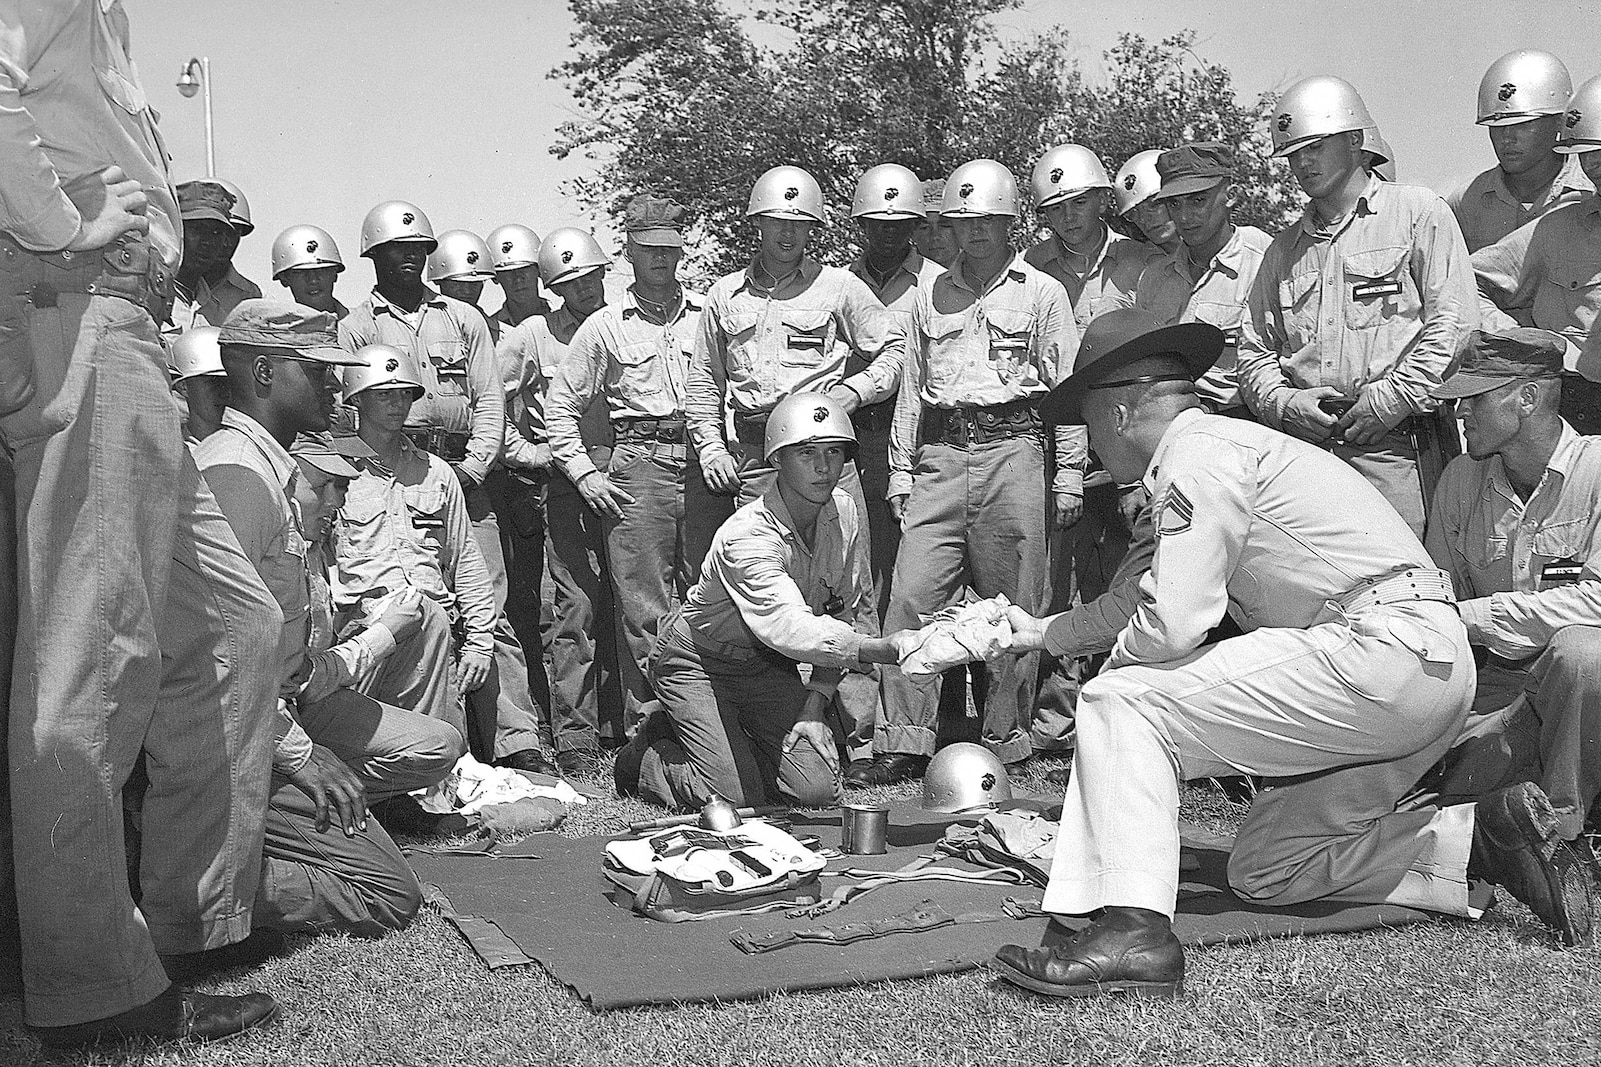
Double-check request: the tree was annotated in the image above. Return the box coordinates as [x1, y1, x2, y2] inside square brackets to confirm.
[552, 1, 1302, 283]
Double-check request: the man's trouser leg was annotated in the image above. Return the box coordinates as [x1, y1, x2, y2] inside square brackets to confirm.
[1043, 601, 1476, 920]
[296, 688, 464, 803]
[6, 294, 176, 1026]
[255, 778, 421, 939]
[598, 435, 678, 727]
[0, 449, 19, 993]
[140, 453, 280, 955]
[544, 474, 630, 752]
[950, 436, 1046, 764]
[485, 468, 553, 724]
[1433, 626, 1601, 840]
[358, 595, 461, 731]
[1332, 435, 1426, 537]
[736, 451, 881, 760]
[640, 622, 841, 810]
[877, 443, 970, 759]
[1033, 481, 1130, 752]
[465, 481, 549, 759]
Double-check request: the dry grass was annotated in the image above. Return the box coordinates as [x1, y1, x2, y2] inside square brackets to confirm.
[3, 762, 1599, 1067]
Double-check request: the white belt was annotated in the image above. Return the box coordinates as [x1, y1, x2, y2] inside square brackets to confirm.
[1333, 567, 1456, 615]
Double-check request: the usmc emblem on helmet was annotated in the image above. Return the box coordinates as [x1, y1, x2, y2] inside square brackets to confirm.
[384, 358, 399, 373]
[306, 239, 319, 253]
[466, 250, 479, 264]
[784, 186, 800, 201]
[958, 182, 974, 198]
[502, 240, 514, 254]
[1498, 82, 1517, 102]
[1276, 113, 1292, 132]
[401, 212, 415, 226]
[561, 249, 573, 264]
[1122, 174, 1137, 190]
[1049, 167, 1063, 184]
[813, 406, 828, 422]
[980, 772, 996, 791]
[1569, 108, 1583, 129]
[884, 187, 898, 200]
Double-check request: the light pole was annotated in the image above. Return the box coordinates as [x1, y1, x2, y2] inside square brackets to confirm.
[175, 56, 215, 177]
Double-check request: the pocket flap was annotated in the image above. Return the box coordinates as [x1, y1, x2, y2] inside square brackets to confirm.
[1342, 246, 1408, 281]
[780, 308, 831, 333]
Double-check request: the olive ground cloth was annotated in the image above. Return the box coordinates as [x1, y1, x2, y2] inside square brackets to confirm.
[406, 803, 1433, 1011]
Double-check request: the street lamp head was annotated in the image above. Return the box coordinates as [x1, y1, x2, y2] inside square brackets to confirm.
[177, 59, 201, 97]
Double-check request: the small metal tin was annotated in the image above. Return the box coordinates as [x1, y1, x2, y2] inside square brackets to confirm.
[840, 803, 889, 855]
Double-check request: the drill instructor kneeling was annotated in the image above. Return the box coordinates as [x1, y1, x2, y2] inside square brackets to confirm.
[990, 310, 1592, 1001]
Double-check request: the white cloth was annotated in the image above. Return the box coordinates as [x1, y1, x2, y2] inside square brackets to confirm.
[899, 594, 1016, 682]
[418, 753, 585, 815]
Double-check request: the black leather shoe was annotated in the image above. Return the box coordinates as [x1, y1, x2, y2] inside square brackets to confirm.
[497, 749, 560, 777]
[32, 984, 280, 1048]
[843, 753, 929, 788]
[991, 908, 1184, 999]
[556, 749, 603, 778]
[159, 931, 287, 983]
[1470, 782, 1595, 946]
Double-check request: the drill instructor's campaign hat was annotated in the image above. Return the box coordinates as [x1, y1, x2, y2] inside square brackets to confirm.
[1041, 309, 1226, 425]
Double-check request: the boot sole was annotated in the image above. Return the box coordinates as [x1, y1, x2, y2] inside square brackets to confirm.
[1490, 786, 1596, 947]
[988, 957, 1182, 1000]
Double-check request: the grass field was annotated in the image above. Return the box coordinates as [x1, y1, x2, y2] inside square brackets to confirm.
[3, 760, 1599, 1067]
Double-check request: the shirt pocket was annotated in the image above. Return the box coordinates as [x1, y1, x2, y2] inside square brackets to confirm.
[720, 310, 761, 373]
[1276, 268, 1322, 350]
[427, 339, 469, 398]
[615, 339, 666, 401]
[1341, 246, 1413, 330]
[986, 308, 1037, 386]
[1469, 534, 1509, 575]
[922, 311, 970, 387]
[403, 484, 449, 554]
[1532, 518, 1591, 587]
[1538, 262, 1601, 334]
[777, 308, 833, 367]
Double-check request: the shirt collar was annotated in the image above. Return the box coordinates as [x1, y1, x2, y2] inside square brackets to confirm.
[761, 482, 840, 551]
[1141, 406, 1210, 493]
[369, 285, 447, 317]
[1297, 174, 1384, 239]
[620, 286, 702, 322]
[1037, 226, 1117, 276]
[219, 408, 297, 493]
[848, 249, 926, 287]
[945, 251, 1029, 297]
[739, 256, 823, 296]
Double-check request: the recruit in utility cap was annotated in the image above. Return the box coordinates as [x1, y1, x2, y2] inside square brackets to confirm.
[1431, 329, 1567, 399]
[218, 300, 365, 365]
[289, 432, 375, 478]
[1041, 308, 1225, 425]
[177, 180, 236, 224]
[1153, 143, 1234, 200]
[624, 196, 687, 247]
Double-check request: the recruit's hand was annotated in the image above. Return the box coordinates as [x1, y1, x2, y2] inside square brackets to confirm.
[1052, 491, 1083, 531]
[703, 453, 742, 495]
[577, 470, 635, 520]
[1332, 384, 1406, 447]
[67, 166, 149, 251]
[888, 493, 908, 529]
[286, 745, 368, 836]
[782, 696, 840, 776]
[454, 650, 491, 693]
[1004, 605, 1050, 653]
[1279, 386, 1344, 444]
[824, 383, 862, 415]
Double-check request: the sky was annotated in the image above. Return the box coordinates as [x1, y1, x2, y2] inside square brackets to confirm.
[130, 0, 1598, 312]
